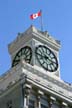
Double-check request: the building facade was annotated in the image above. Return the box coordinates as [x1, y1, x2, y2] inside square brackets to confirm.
[0, 25, 72, 108]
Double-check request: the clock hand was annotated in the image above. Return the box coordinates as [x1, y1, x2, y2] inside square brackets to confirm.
[36, 53, 52, 64]
[36, 52, 57, 64]
[44, 54, 57, 64]
[36, 52, 51, 60]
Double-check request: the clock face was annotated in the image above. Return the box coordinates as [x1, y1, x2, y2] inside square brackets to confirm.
[12, 46, 32, 67]
[35, 45, 58, 72]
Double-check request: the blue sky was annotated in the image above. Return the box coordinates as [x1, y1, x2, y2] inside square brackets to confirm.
[0, 0, 72, 83]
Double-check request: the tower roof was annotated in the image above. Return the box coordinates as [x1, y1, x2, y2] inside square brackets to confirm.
[8, 25, 61, 55]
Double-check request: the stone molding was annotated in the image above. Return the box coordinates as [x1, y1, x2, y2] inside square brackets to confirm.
[0, 63, 72, 101]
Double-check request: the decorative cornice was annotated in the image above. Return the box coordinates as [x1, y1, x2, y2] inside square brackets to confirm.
[8, 25, 61, 55]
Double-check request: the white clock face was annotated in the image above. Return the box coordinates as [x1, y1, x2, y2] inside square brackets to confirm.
[12, 46, 32, 67]
[35, 45, 58, 72]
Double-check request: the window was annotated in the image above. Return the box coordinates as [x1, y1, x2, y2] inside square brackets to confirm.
[29, 92, 36, 108]
[7, 100, 12, 108]
[40, 96, 49, 108]
[51, 102, 60, 108]
[29, 100, 34, 108]
[41, 104, 48, 108]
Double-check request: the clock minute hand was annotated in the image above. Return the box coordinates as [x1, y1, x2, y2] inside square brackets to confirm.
[44, 54, 55, 62]
[37, 53, 51, 61]
[44, 54, 55, 64]
[36, 53, 55, 64]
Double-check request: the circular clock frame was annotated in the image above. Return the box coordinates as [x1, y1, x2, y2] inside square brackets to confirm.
[35, 45, 58, 72]
[12, 46, 32, 67]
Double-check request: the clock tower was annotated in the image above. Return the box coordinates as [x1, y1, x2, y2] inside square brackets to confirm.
[0, 25, 72, 108]
[9, 25, 61, 77]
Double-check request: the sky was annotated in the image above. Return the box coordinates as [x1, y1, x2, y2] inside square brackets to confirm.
[0, 0, 72, 83]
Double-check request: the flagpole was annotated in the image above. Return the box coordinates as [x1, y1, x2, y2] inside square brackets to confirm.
[30, 10, 43, 31]
[40, 10, 43, 31]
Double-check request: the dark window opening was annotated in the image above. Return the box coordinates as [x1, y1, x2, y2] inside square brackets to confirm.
[29, 100, 35, 108]
[7, 100, 12, 108]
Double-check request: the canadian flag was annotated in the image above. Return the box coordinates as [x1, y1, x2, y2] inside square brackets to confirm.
[30, 11, 41, 19]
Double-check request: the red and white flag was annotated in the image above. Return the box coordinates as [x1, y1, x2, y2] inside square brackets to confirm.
[30, 10, 41, 19]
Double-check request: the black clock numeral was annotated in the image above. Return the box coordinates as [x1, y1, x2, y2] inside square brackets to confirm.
[14, 59, 20, 62]
[50, 53, 54, 58]
[41, 60, 45, 65]
[12, 59, 20, 67]
[51, 64, 55, 70]
[41, 47, 45, 53]
[37, 48, 42, 55]
[15, 56, 20, 61]
[47, 51, 49, 56]
[25, 49, 29, 54]
[22, 48, 25, 54]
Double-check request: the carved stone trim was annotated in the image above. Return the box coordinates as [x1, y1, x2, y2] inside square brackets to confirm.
[23, 83, 32, 108]
[37, 90, 44, 108]
[62, 102, 68, 107]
